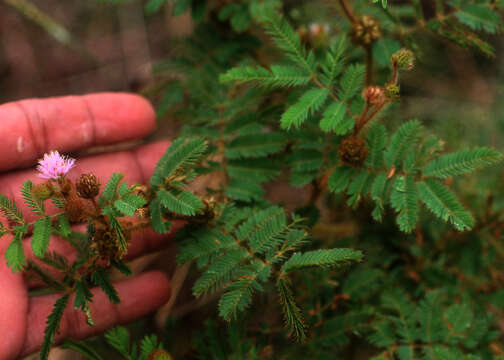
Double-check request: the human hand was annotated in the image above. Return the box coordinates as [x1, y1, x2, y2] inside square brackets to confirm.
[0, 93, 180, 359]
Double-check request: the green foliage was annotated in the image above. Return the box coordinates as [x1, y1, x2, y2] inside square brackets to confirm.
[281, 248, 363, 274]
[40, 294, 69, 360]
[423, 147, 503, 178]
[91, 268, 120, 304]
[220, 65, 311, 88]
[6, 228, 26, 272]
[0, 193, 23, 224]
[32, 216, 52, 258]
[417, 179, 474, 231]
[455, 4, 502, 34]
[21, 180, 45, 216]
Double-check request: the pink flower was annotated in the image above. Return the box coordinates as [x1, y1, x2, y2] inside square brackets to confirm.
[37, 151, 76, 180]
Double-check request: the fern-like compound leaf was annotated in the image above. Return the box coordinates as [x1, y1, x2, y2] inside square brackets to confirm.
[416, 178, 474, 231]
[32, 216, 52, 258]
[389, 176, 419, 233]
[158, 189, 203, 216]
[151, 138, 207, 187]
[40, 294, 70, 360]
[0, 194, 23, 224]
[423, 147, 503, 179]
[281, 248, 363, 274]
[225, 133, 287, 159]
[114, 193, 146, 216]
[277, 278, 307, 342]
[384, 120, 423, 168]
[319, 101, 353, 134]
[220, 65, 311, 87]
[21, 180, 45, 216]
[455, 5, 502, 34]
[280, 88, 330, 129]
[91, 268, 120, 304]
[103, 173, 124, 201]
[262, 12, 316, 74]
[338, 64, 365, 100]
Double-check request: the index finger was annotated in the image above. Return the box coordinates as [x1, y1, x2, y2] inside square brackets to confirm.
[0, 93, 156, 172]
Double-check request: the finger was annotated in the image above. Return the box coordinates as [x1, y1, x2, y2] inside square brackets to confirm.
[24, 220, 184, 289]
[0, 236, 29, 360]
[0, 141, 170, 223]
[0, 93, 156, 172]
[21, 271, 171, 357]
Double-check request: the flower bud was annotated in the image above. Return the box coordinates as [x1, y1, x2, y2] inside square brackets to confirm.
[76, 173, 100, 199]
[362, 86, 385, 104]
[385, 83, 400, 98]
[391, 49, 414, 70]
[338, 137, 369, 167]
[148, 350, 172, 360]
[33, 182, 53, 201]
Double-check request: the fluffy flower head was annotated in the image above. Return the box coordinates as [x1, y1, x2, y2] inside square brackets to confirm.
[37, 151, 76, 180]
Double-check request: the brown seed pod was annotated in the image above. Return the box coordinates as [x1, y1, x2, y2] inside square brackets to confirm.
[351, 16, 381, 46]
[93, 227, 121, 261]
[64, 194, 86, 223]
[76, 173, 100, 199]
[338, 137, 369, 167]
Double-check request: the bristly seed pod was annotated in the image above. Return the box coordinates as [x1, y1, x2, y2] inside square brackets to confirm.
[391, 48, 414, 70]
[351, 16, 381, 46]
[64, 194, 86, 223]
[363, 86, 385, 104]
[76, 173, 100, 199]
[338, 137, 369, 167]
[33, 182, 53, 201]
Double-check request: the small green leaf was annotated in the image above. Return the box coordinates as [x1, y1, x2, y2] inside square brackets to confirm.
[32, 217, 52, 258]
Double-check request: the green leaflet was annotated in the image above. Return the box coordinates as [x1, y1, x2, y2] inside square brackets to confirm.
[384, 120, 423, 169]
[280, 88, 330, 129]
[455, 5, 502, 34]
[319, 101, 354, 135]
[236, 206, 287, 253]
[423, 147, 503, 179]
[21, 180, 45, 216]
[225, 133, 287, 159]
[281, 248, 363, 273]
[40, 294, 70, 360]
[225, 179, 265, 202]
[328, 166, 357, 194]
[6, 229, 26, 272]
[262, 12, 316, 74]
[366, 123, 388, 169]
[151, 138, 207, 187]
[416, 179, 474, 231]
[0, 194, 23, 224]
[277, 278, 307, 341]
[158, 189, 203, 216]
[103, 173, 124, 201]
[91, 268, 120, 304]
[389, 176, 418, 233]
[149, 198, 170, 234]
[220, 65, 311, 87]
[114, 193, 146, 216]
[32, 216, 52, 258]
[338, 64, 365, 100]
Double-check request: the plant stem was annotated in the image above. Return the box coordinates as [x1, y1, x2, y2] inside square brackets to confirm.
[338, 0, 358, 24]
[365, 45, 375, 85]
